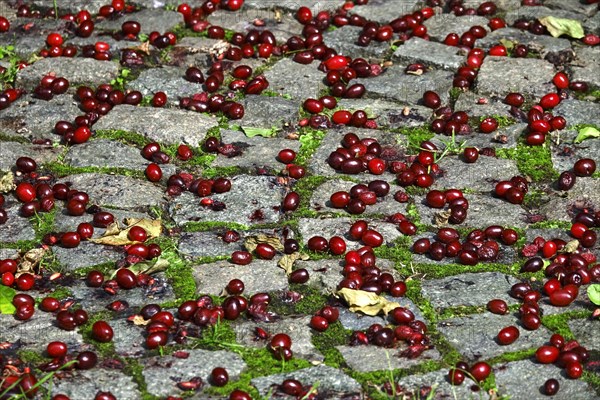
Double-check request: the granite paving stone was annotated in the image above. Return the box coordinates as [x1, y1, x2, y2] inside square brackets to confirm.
[476, 57, 556, 98]
[0, 94, 82, 142]
[414, 193, 528, 228]
[298, 217, 404, 251]
[323, 25, 391, 60]
[309, 178, 407, 216]
[424, 13, 490, 41]
[393, 37, 466, 70]
[142, 350, 246, 397]
[0, 141, 61, 171]
[168, 175, 285, 226]
[0, 311, 84, 351]
[233, 316, 324, 362]
[251, 365, 362, 397]
[52, 241, 123, 271]
[15, 57, 120, 92]
[51, 369, 142, 400]
[553, 99, 600, 128]
[128, 66, 206, 104]
[0, 203, 36, 242]
[337, 345, 441, 373]
[58, 173, 166, 210]
[94, 8, 182, 34]
[431, 156, 521, 192]
[438, 312, 551, 362]
[1, 2, 600, 399]
[212, 129, 301, 171]
[475, 27, 573, 57]
[263, 59, 324, 100]
[238, 95, 299, 129]
[568, 318, 600, 351]
[93, 105, 218, 145]
[494, 360, 600, 400]
[396, 369, 477, 399]
[193, 259, 289, 295]
[453, 90, 516, 119]
[354, 64, 454, 107]
[421, 272, 521, 309]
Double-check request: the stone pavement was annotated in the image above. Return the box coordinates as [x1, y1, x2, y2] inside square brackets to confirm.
[0, 0, 599, 399]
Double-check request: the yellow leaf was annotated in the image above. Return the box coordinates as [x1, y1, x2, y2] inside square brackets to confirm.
[244, 234, 284, 253]
[336, 288, 401, 316]
[277, 252, 308, 275]
[17, 248, 48, 274]
[131, 315, 150, 326]
[538, 16, 584, 39]
[0, 171, 14, 193]
[561, 240, 579, 254]
[90, 218, 162, 246]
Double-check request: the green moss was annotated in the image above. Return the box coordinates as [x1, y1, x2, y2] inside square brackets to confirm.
[17, 349, 46, 365]
[486, 348, 536, 364]
[95, 129, 149, 147]
[270, 284, 329, 316]
[202, 165, 244, 178]
[49, 286, 73, 300]
[449, 87, 462, 104]
[296, 128, 326, 165]
[311, 321, 351, 368]
[350, 360, 443, 400]
[122, 358, 154, 398]
[496, 143, 558, 182]
[30, 208, 56, 241]
[528, 220, 571, 229]
[190, 319, 239, 351]
[479, 115, 516, 129]
[44, 161, 144, 179]
[204, 347, 312, 399]
[79, 311, 116, 356]
[0, 132, 29, 143]
[0, 240, 38, 252]
[164, 249, 196, 302]
[182, 221, 250, 232]
[541, 310, 592, 339]
[291, 175, 328, 218]
[72, 261, 117, 278]
[397, 126, 435, 153]
[373, 235, 412, 268]
[438, 305, 486, 320]
[412, 261, 519, 279]
[582, 370, 600, 396]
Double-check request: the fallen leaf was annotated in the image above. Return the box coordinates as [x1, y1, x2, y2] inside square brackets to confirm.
[574, 126, 600, 144]
[131, 315, 150, 326]
[0, 171, 14, 193]
[336, 288, 400, 316]
[539, 16, 584, 39]
[128, 256, 170, 276]
[0, 286, 17, 314]
[587, 284, 600, 306]
[90, 219, 161, 246]
[244, 234, 284, 253]
[278, 252, 309, 275]
[18, 248, 48, 274]
[561, 240, 579, 254]
[499, 38, 516, 50]
[242, 126, 278, 138]
[433, 210, 452, 226]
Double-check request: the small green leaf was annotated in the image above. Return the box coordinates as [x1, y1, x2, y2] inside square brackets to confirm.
[538, 16, 584, 39]
[0, 285, 17, 314]
[588, 284, 600, 306]
[499, 39, 516, 50]
[241, 126, 277, 138]
[574, 126, 600, 144]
